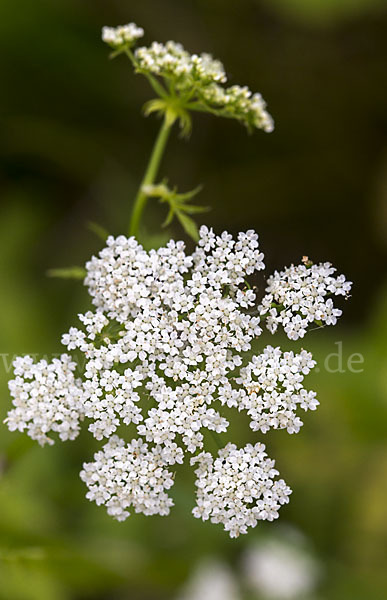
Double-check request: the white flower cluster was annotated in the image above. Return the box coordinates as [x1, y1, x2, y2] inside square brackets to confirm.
[102, 23, 144, 48]
[136, 41, 227, 85]
[80, 435, 183, 520]
[219, 346, 318, 434]
[6, 227, 350, 536]
[177, 559, 241, 600]
[78, 227, 264, 456]
[200, 84, 274, 132]
[191, 443, 291, 538]
[135, 40, 273, 132]
[243, 535, 320, 599]
[101, 23, 273, 132]
[259, 261, 352, 340]
[6, 354, 84, 446]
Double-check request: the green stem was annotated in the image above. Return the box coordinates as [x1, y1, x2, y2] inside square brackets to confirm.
[129, 117, 173, 237]
[124, 48, 168, 98]
[209, 430, 223, 451]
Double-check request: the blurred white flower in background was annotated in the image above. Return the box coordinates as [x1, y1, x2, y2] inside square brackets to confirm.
[242, 531, 320, 599]
[176, 559, 241, 600]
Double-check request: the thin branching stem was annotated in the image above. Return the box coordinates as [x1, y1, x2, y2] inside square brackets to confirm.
[129, 117, 173, 237]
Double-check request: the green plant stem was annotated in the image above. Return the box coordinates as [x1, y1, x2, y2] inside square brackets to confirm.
[210, 430, 223, 451]
[129, 117, 173, 237]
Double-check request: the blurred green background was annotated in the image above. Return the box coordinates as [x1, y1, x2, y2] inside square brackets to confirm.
[1, 0, 387, 598]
